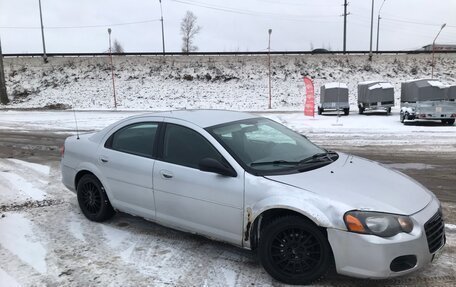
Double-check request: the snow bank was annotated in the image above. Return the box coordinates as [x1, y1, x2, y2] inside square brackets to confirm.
[2, 54, 455, 111]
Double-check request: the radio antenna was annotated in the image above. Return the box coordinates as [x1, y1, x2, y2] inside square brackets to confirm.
[72, 103, 80, 140]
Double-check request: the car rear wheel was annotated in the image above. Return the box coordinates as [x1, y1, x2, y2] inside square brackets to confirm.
[317, 107, 323, 115]
[77, 174, 115, 222]
[358, 106, 364, 114]
[343, 108, 349, 116]
[442, 119, 455, 125]
[258, 216, 332, 285]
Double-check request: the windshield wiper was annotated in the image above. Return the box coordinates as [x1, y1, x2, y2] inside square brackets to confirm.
[250, 152, 338, 168]
[250, 160, 300, 167]
[299, 151, 338, 164]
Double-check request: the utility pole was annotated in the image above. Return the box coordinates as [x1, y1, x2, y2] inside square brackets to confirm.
[38, 0, 48, 63]
[108, 28, 117, 108]
[0, 37, 9, 105]
[159, 0, 165, 54]
[368, 0, 374, 61]
[343, 0, 348, 53]
[268, 29, 272, 109]
[376, 0, 386, 52]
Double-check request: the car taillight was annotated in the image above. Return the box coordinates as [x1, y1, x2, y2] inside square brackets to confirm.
[60, 144, 65, 157]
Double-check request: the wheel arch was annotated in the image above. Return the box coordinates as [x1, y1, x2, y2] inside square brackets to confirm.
[247, 207, 330, 251]
[73, 163, 114, 203]
[75, 170, 100, 190]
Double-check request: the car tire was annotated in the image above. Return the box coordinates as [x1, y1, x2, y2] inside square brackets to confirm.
[358, 106, 364, 114]
[442, 119, 455, 125]
[400, 112, 405, 123]
[258, 216, 332, 285]
[387, 107, 392, 114]
[77, 174, 115, 222]
[343, 108, 349, 116]
[318, 107, 323, 115]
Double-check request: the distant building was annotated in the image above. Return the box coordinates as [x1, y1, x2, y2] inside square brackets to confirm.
[420, 44, 456, 51]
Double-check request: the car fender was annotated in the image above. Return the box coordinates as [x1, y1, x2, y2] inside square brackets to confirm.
[243, 194, 349, 249]
[248, 195, 345, 230]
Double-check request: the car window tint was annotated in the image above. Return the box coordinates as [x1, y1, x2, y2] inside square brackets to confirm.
[163, 124, 223, 169]
[111, 122, 157, 158]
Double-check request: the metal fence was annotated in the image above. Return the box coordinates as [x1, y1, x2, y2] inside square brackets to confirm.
[3, 50, 456, 58]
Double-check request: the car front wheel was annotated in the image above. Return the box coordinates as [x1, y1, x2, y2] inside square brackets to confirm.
[258, 216, 332, 285]
[77, 174, 115, 222]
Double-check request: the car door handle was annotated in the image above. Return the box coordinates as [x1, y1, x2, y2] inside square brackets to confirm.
[100, 156, 109, 163]
[160, 170, 173, 179]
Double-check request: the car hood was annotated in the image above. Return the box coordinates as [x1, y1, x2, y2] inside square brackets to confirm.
[265, 153, 433, 215]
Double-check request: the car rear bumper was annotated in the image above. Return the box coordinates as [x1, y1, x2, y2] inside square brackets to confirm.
[328, 198, 444, 279]
[61, 163, 77, 193]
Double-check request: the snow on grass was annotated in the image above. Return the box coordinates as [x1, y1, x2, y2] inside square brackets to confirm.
[7, 159, 50, 175]
[0, 267, 21, 287]
[0, 213, 47, 274]
[2, 54, 455, 110]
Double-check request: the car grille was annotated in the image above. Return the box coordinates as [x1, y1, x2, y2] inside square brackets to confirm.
[424, 210, 445, 253]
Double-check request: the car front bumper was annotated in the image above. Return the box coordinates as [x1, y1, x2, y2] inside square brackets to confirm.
[328, 198, 444, 279]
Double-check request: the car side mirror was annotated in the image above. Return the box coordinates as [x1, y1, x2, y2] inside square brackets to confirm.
[199, 158, 237, 177]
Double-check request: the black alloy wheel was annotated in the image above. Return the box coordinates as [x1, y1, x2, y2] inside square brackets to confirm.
[259, 216, 332, 285]
[77, 174, 115, 222]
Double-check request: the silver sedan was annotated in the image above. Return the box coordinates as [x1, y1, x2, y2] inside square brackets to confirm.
[61, 110, 445, 285]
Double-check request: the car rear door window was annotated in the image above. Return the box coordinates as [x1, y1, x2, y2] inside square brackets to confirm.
[108, 122, 158, 158]
[162, 124, 223, 169]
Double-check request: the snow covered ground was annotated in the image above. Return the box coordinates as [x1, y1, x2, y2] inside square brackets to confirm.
[0, 110, 456, 286]
[2, 54, 456, 110]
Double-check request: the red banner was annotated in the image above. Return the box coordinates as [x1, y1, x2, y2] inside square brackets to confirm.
[303, 77, 315, 117]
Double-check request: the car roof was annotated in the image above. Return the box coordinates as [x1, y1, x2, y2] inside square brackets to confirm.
[137, 109, 258, 128]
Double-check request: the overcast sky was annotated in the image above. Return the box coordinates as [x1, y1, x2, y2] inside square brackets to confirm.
[1, 0, 455, 53]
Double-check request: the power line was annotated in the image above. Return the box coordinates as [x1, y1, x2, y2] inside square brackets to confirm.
[0, 19, 161, 30]
[169, 0, 340, 19]
[382, 17, 456, 28]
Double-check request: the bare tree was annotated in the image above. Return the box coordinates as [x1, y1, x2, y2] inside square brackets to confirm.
[113, 40, 125, 53]
[180, 11, 201, 53]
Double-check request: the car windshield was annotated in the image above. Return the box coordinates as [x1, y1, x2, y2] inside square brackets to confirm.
[208, 118, 337, 175]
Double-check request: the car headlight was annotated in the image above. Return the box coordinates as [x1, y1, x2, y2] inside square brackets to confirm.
[344, 211, 414, 237]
